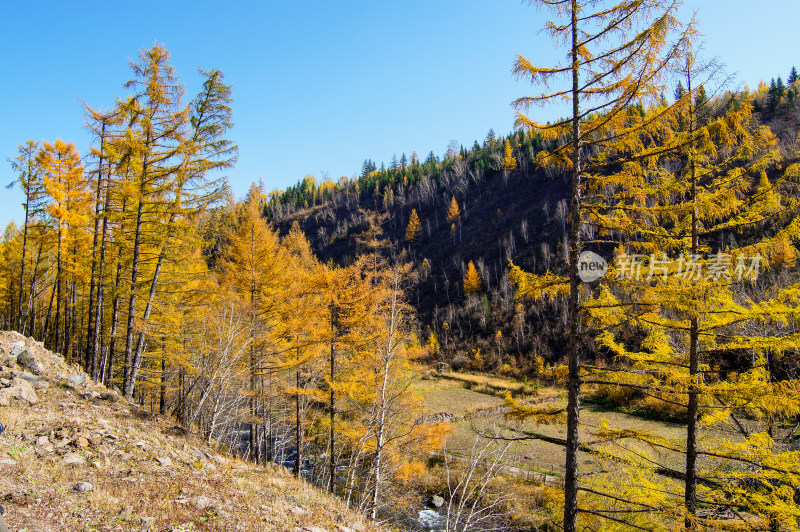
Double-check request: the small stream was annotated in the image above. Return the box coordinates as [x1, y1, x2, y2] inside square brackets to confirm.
[237, 430, 453, 531]
[416, 508, 446, 531]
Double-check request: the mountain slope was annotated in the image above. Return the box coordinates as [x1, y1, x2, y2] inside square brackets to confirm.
[269, 94, 800, 374]
[272, 135, 572, 371]
[0, 330, 375, 532]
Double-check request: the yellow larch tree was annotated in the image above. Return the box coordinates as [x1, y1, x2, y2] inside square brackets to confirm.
[501, 138, 516, 174]
[118, 43, 188, 399]
[0, 224, 19, 329]
[82, 107, 123, 381]
[446, 196, 460, 224]
[463, 260, 482, 296]
[140, 225, 212, 421]
[273, 222, 326, 477]
[38, 139, 90, 358]
[405, 208, 422, 243]
[223, 183, 283, 462]
[511, 1, 693, 529]
[8, 140, 45, 333]
[582, 60, 800, 528]
[309, 256, 378, 493]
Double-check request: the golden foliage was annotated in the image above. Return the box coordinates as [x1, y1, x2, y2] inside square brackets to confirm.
[508, 261, 569, 303]
[463, 260, 482, 295]
[502, 139, 517, 172]
[405, 208, 422, 242]
[446, 196, 460, 224]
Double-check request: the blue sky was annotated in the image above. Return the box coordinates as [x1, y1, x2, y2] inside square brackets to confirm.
[2, 1, 798, 229]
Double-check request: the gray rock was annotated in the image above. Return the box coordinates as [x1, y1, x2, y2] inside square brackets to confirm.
[68, 375, 87, 386]
[156, 456, 172, 467]
[11, 377, 38, 404]
[431, 495, 445, 508]
[303, 528, 329, 532]
[0, 377, 38, 406]
[73, 481, 93, 493]
[10, 342, 25, 357]
[0, 459, 17, 466]
[20, 371, 49, 390]
[62, 453, 86, 467]
[347, 523, 365, 532]
[140, 516, 157, 526]
[337, 526, 357, 532]
[36, 435, 50, 446]
[17, 349, 43, 375]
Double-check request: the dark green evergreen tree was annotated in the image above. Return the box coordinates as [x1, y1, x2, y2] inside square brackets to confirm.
[789, 66, 799, 84]
[694, 85, 710, 126]
[768, 77, 781, 113]
[361, 158, 376, 177]
[674, 80, 686, 101]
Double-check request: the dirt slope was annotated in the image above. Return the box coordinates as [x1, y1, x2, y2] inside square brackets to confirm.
[0, 330, 377, 532]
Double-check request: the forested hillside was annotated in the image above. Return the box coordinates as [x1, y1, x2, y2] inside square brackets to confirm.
[268, 73, 800, 379]
[269, 130, 569, 374]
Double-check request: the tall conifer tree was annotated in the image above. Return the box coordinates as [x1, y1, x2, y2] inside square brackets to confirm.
[512, 1, 692, 529]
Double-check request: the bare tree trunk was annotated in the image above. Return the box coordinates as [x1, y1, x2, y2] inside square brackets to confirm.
[65, 275, 76, 360]
[42, 269, 57, 349]
[54, 225, 63, 354]
[160, 356, 167, 415]
[24, 236, 45, 337]
[123, 195, 145, 398]
[328, 304, 337, 494]
[371, 268, 400, 521]
[685, 72, 699, 527]
[86, 121, 108, 375]
[103, 230, 125, 385]
[294, 356, 303, 478]
[249, 279, 258, 463]
[16, 189, 31, 333]
[92, 190, 111, 381]
[563, 3, 582, 531]
[130, 248, 165, 396]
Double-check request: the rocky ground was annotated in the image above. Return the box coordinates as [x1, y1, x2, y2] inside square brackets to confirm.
[0, 330, 378, 532]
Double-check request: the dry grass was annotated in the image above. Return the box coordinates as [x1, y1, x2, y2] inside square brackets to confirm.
[413, 374, 700, 476]
[584, 381, 688, 422]
[0, 331, 379, 532]
[438, 371, 538, 396]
